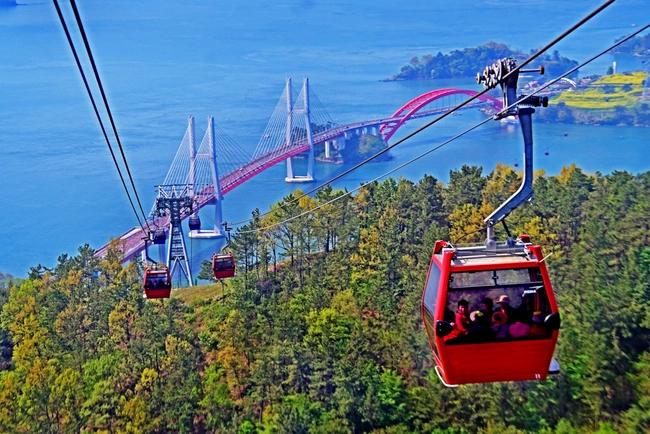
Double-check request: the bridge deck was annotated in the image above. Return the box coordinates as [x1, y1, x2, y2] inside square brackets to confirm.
[94, 95, 497, 261]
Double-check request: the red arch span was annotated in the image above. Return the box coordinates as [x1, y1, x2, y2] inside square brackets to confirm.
[379, 88, 502, 142]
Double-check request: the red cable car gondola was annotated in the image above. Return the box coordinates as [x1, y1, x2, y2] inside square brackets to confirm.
[421, 58, 560, 385]
[142, 231, 172, 299]
[422, 237, 560, 386]
[212, 253, 236, 279]
[143, 267, 172, 299]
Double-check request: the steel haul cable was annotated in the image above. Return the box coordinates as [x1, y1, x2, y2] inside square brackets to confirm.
[57, 0, 152, 231]
[238, 22, 649, 234]
[52, 0, 146, 232]
[231, 0, 616, 227]
[68, 0, 151, 230]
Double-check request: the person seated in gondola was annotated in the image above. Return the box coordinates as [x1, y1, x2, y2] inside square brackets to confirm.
[466, 310, 493, 342]
[517, 293, 536, 322]
[480, 296, 494, 315]
[496, 294, 515, 323]
[478, 297, 494, 327]
[444, 299, 470, 343]
[508, 310, 532, 339]
[491, 311, 510, 339]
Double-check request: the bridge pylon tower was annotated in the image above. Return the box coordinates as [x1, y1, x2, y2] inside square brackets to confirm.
[188, 116, 226, 239]
[154, 184, 194, 287]
[285, 77, 315, 183]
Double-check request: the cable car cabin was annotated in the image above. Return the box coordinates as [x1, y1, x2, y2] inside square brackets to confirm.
[422, 238, 560, 386]
[212, 253, 236, 279]
[143, 268, 172, 299]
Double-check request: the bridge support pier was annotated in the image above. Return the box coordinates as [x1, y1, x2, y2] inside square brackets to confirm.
[323, 138, 345, 160]
[324, 140, 331, 159]
[285, 77, 315, 183]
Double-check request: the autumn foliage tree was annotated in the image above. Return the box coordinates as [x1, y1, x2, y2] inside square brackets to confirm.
[0, 166, 648, 433]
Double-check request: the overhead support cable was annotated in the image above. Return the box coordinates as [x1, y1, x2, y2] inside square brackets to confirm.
[52, 0, 146, 231]
[67, 0, 151, 230]
[238, 21, 649, 234]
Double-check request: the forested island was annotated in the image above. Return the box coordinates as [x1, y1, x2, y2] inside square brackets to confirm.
[388, 42, 578, 81]
[1, 164, 649, 433]
[317, 133, 390, 164]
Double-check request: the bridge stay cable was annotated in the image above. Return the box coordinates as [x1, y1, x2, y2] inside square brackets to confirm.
[252, 87, 291, 160]
[231, 0, 615, 227]
[237, 21, 649, 234]
[67, 0, 151, 231]
[52, 0, 146, 232]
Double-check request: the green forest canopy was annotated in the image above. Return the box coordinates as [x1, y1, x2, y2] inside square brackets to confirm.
[1, 164, 649, 433]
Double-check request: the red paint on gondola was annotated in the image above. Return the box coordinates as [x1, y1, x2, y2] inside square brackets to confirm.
[143, 268, 172, 299]
[422, 238, 559, 385]
[212, 253, 236, 279]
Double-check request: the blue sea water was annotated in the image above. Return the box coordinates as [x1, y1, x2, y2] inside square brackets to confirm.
[0, 0, 648, 276]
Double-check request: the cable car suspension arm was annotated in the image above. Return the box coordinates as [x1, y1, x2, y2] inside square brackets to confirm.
[477, 59, 548, 248]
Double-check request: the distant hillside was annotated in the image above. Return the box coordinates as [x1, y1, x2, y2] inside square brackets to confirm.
[612, 33, 650, 57]
[318, 133, 390, 164]
[388, 41, 578, 81]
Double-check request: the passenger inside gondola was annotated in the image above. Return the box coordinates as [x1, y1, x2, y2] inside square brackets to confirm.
[213, 257, 230, 271]
[517, 293, 536, 321]
[466, 310, 492, 342]
[443, 268, 554, 344]
[444, 299, 470, 343]
[491, 311, 509, 339]
[147, 273, 169, 289]
[480, 297, 494, 320]
[495, 294, 514, 322]
[508, 310, 532, 338]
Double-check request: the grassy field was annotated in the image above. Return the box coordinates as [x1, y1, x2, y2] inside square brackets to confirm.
[594, 71, 647, 85]
[172, 282, 225, 304]
[552, 71, 647, 109]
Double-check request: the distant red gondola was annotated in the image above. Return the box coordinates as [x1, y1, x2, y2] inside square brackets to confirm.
[422, 237, 560, 385]
[143, 267, 172, 299]
[212, 253, 236, 279]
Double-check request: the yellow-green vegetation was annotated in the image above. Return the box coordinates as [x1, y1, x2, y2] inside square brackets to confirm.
[552, 71, 647, 109]
[595, 71, 647, 85]
[172, 282, 224, 305]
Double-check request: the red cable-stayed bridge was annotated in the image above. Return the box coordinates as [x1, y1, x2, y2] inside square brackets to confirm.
[95, 79, 501, 263]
